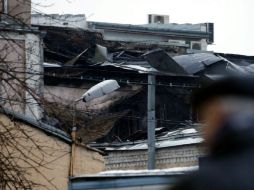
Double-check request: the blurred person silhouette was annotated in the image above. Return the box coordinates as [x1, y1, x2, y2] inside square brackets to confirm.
[171, 76, 254, 190]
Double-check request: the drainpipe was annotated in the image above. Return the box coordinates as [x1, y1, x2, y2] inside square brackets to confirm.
[69, 103, 77, 177]
[69, 127, 77, 177]
[3, 0, 8, 14]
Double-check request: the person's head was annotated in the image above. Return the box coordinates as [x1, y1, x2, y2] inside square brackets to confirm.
[193, 77, 254, 147]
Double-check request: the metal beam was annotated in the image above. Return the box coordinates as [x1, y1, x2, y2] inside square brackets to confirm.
[147, 74, 156, 169]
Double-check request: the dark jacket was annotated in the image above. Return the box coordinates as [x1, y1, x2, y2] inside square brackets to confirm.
[172, 114, 254, 190]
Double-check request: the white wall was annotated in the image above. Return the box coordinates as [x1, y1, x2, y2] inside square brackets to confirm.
[25, 33, 44, 120]
[31, 14, 87, 29]
[0, 31, 43, 120]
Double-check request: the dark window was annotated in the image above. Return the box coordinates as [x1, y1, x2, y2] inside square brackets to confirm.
[192, 43, 201, 50]
[154, 16, 164, 24]
[148, 15, 152, 23]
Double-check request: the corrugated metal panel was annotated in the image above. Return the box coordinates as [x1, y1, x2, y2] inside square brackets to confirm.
[144, 49, 224, 75]
[144, 49, 188, 75]
[101, 51, 225, 76]
[174, 53, 224, 74]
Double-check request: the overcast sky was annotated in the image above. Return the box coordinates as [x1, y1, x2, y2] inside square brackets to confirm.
[32, 0, 254, 55]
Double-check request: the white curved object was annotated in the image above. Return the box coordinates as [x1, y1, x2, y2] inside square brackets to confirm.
[82, 80, 120, 102]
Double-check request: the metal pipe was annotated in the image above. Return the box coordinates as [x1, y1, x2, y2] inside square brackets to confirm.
[3, 0, 8, 14]
[147, 74, 156, 169]
[69, 101, 78, 176]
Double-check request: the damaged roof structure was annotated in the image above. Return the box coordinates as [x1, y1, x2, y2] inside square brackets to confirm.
[101, 49, 225, 75]
[31, 13, 254, 149]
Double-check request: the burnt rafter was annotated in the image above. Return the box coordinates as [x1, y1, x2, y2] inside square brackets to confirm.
[37, 25, 104, 64]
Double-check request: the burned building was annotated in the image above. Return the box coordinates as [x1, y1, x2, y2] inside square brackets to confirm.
[43, 49, 239, 144]
[30, 13, 254, 145]
[29, 13, 254, 170]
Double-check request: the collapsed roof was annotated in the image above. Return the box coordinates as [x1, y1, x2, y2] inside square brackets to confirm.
[38, 23, 254, 144]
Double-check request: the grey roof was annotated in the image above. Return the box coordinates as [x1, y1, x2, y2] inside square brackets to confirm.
[89, 21, 207, 33]
[76, 166, 198, 178]
[70, 168, 193, 190]
[2, 109, 71, 143]
[88, 21, 210, 39]
[0, 24, 40, 34]
[105, 137, 203, 151]
[0, 14, 40, 34]
[141, 23, 206, 32]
